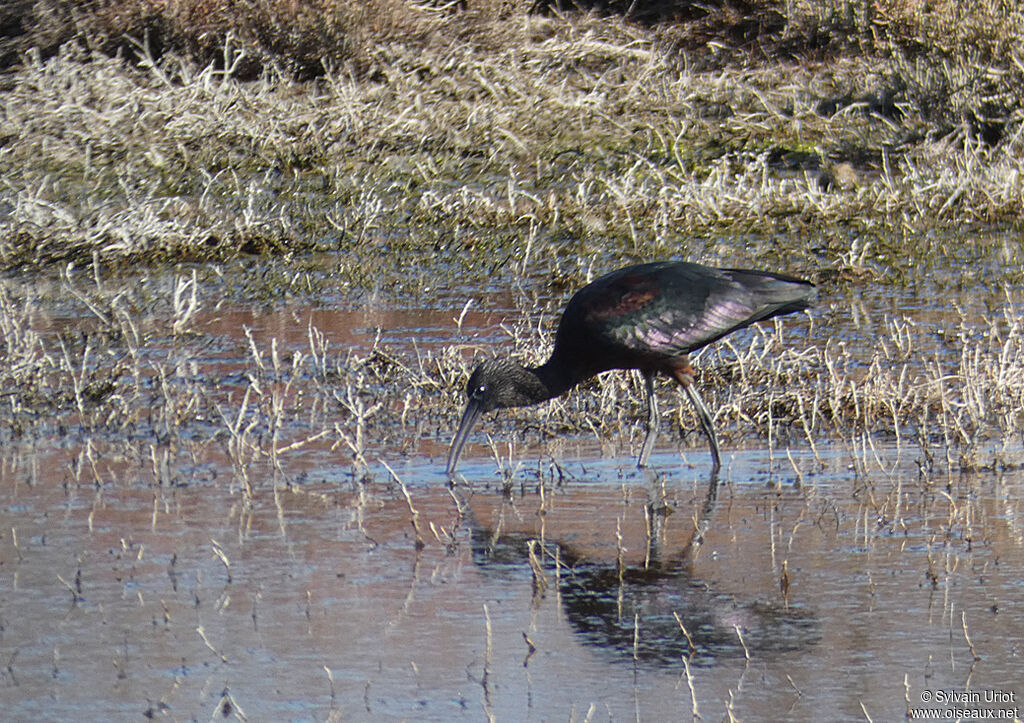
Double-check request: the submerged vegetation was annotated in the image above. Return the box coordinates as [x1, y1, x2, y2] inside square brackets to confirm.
[3, 259, 1024, 499]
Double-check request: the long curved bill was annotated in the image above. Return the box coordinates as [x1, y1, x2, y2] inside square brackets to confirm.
[446, 397, 484, 475]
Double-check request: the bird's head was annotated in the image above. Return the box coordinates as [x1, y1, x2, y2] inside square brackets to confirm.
[464, 358, 524, 412]
[446, 358, 541, 475]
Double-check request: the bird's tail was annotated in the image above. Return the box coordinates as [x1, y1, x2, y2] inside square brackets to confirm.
[722, 268, 816, 320]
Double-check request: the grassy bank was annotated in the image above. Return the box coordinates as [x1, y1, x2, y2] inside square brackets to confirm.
[1, 1, 1024, 275]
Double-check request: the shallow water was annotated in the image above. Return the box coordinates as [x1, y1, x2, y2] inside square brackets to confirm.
[2, 263, 1024, 721]
[3, 444, 1023, 721]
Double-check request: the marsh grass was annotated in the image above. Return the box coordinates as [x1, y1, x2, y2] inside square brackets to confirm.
[3, 2, 1024, 514]
[3, 2, 1024, 275]
[6, 260, 1023, 503]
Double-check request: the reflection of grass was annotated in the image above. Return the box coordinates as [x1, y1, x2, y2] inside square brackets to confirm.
[2, 2, 1024, 275]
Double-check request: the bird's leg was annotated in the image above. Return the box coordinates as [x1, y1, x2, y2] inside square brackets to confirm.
[638, 370, 658, 467]
[682, 384, 722, 473]
[671, 364, 722, 474]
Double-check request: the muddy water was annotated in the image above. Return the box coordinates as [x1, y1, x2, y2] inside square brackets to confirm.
[3, 278, 1024, 721]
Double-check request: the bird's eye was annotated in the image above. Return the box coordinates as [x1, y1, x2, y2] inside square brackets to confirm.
[472, 384, 486, 398]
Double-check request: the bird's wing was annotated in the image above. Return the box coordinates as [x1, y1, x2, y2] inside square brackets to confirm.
[607, 286, 760, 357]
[572, 263, 811, 361]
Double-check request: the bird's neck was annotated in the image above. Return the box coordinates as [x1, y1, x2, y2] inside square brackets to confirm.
[490, 354, 582, 409]
[496, 363, 563, 408]
[526, 356, 579, 403]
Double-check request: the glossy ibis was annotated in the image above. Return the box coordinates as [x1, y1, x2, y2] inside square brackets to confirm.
[447, 261, 814, 475]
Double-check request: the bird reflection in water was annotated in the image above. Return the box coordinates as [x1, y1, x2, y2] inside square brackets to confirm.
[459, 477, 819, 666]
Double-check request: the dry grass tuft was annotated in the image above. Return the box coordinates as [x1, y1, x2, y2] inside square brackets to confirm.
[3, 0, 451, 77]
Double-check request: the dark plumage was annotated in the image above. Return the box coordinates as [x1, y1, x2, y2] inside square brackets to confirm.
[447, 261, 815, 475]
